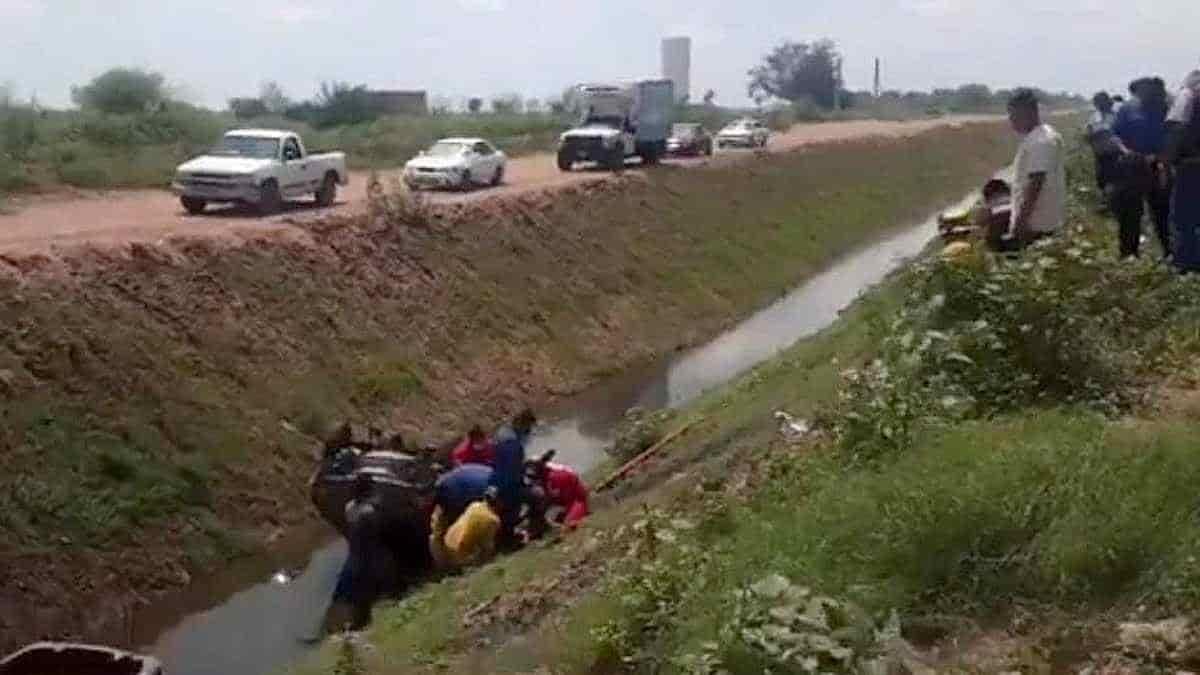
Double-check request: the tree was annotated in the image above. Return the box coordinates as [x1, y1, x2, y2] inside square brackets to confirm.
[747, 40, 841, 109]
[259, 81, 290, 114]
[952, 84, 992, 111]
[525, 98, 542, 113]
[72, 68, 168, 114]
[467, 97, 484, 114]
[313, 81, 376, 127]
[229, 97, 269, 119]
[703, 89, 716, 106]
[490, 93, 523, 114]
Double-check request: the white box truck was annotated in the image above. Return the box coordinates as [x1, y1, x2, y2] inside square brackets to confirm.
[556, 79, 675, 171]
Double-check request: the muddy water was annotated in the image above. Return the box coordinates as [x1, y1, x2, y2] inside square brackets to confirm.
[137, 195, 968, 675]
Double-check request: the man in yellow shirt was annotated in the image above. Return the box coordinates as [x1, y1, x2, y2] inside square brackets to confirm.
[430, 486, 503, 570]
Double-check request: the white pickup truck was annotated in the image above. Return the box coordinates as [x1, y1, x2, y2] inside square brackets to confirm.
[172, 129, 348, 215]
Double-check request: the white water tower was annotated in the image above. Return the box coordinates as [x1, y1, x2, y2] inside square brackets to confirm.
[661, 36, 691, 104]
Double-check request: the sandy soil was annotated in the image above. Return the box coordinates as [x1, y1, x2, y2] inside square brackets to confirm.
[0, 116, 999, 257]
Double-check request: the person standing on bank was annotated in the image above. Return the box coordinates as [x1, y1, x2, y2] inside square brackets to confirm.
[1164, 70, 1200, 273]
[1087, 91, 1119, 196]
[1110, 77, 1173, 259]
[992, 89, 1065, 252]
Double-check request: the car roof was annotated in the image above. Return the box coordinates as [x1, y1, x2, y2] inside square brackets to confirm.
[225, 129, 295, 139]
[436, 137, 491, 145]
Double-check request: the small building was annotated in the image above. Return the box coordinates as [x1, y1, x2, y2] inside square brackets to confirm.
[366, 90, 429, 116]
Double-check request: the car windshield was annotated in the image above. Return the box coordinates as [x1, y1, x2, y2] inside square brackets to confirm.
[211, 136, 280, 159]
[672, 124, 699, 138]
[427, 142, 469, 157]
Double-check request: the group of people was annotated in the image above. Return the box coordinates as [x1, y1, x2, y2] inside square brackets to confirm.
[430, 411, 590, 569]
[1085, 70, 1200, 268]
[330, 408, 591, 628]
[968, 68, 1199, 266]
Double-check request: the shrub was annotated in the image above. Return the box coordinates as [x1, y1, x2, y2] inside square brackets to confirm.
[71, 68, 168, 114]
[608, 407, 678, 461]
[822, 228, 1192, 462]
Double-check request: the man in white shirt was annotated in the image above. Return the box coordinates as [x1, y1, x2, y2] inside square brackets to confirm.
[995, 88, 1066, 251]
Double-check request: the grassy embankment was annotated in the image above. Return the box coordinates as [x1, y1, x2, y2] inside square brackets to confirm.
[0, 121, 1015, 650]
[313, 132, 1200, 674]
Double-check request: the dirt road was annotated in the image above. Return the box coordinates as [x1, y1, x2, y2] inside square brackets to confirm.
[0, 116, 999, 256]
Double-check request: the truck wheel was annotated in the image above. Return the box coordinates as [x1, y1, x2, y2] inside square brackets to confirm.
[556, 149, 573, 172]
[315, 173, 338, 207]
[257, 180, 282, 215]
[705, 141, 714, 157]
[180, 196, 207, 215]
[459, 170, 473, 191]
[606, 148, 625, 172]
[641, 144, 660, 166]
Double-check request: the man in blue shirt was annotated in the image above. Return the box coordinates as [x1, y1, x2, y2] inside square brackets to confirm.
[1110, 77, 1173, 259]
[490, 408, 537, 548]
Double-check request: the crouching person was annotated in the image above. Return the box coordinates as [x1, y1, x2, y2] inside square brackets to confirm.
[525, 453, 590, 540]
[429, 464, 502, 570]
[431, 488, 503, 570]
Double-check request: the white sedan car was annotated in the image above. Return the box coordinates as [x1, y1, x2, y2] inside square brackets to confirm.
[403, 138, 507, 191]
[716, 119, 770, 149]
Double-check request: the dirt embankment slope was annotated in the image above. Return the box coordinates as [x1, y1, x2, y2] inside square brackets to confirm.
[0, 116, 1001, 256]
[0, 121, 1015, 650]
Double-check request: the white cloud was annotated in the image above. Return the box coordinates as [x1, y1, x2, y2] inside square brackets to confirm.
[457, 0, 505, 12]
[0, 0, 43, 19]
[270, 4, 329, 24]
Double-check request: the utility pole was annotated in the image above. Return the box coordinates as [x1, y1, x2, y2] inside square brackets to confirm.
[873, 58, 881, 98]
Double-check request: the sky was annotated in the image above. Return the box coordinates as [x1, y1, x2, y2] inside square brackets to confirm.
[1, 0, 1198, 110]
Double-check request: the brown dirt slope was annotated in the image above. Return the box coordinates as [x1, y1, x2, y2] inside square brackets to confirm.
[0, 121, 1015, 650]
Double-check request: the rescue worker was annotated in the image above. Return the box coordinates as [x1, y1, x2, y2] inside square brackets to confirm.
[1165, 70, 1200, 273]
[341, 473, 391, 629]
[431, 487, 503, 570]
[490, 408, 537, 549]
[429, 463, 494, 567]
[451, 425, 496, 467]
[526, 451, 590, 538]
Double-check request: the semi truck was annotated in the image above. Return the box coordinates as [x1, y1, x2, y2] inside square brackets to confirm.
[556, 79, 675, 172]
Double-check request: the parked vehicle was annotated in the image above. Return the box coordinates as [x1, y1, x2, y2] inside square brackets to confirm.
[716, 118, 771, 149]
[557, 79, 675, 171]
[666, 123, 714, 157]
[1, 642, 163, 675]
[172, 129, 348, 215]
[403, 138, 507, 191]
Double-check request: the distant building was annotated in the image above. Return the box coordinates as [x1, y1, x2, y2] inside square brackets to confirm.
[661, 37, 691, 104]
[365, 90, 429, 116]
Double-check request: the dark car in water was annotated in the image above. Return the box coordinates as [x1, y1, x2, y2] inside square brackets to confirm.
[665, 123, 714, 157]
